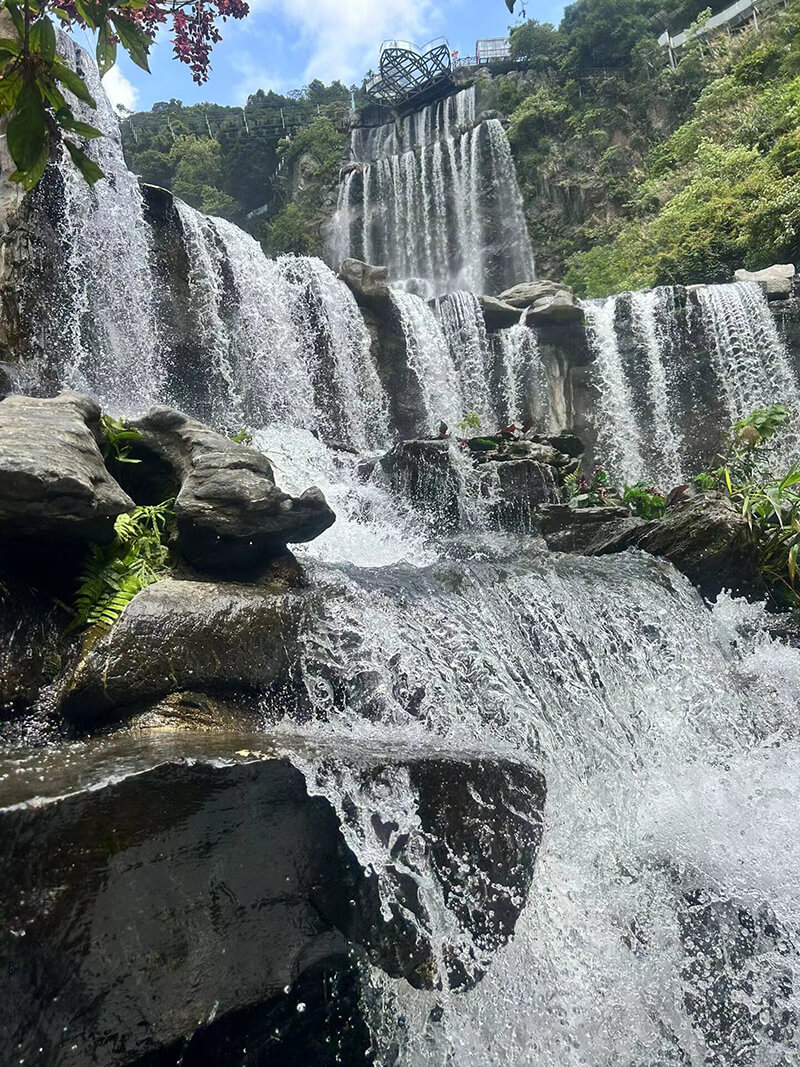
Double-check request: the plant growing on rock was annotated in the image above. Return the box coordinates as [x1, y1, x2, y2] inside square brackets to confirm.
[0, 0, 248, 189]
[100, 414, 143, 465]
[69, 499, 174, 644]
[695, 404, 800, 606]
[564, 462, 617, 507]
[623, 483, 667, 520]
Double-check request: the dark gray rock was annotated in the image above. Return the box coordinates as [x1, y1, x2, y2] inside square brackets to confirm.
[480, 458, 561, 532]
[542, 494, 757, 597]
[479, 294, 522, 330]
[59, 577, 299, 725]
[0, 736, 546, 1064]
[381, 438, 464, 531]
[497, 280, 584, 323]
[0, 577, 67, 715]
[129, 407, 335, 574]
[540, 503, 639, 553]
[0, 392, 133, 543]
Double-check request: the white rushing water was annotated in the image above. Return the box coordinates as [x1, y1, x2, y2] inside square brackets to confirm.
[584, 282, 800, 488]
[329, 87, 536, 297]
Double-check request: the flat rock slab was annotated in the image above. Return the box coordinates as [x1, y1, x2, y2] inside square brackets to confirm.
[129, 407, 335, 575]
[0, 392, 133, 542]
[734, 263, 795, 297]
[59, 578, 299, 724]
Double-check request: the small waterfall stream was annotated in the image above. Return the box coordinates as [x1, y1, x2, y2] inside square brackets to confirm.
[584, 282, 800, 486]
[329, 87, 536, 297]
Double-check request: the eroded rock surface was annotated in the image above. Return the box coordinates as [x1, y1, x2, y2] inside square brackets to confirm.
[0, 738, 546, 1065]
[129, 407, 335, 574]
[59, 577, 299, 724]
[0, 392, 133, 542]
[734, 263, 795, 298]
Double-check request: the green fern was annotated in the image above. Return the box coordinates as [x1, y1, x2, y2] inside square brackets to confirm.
[69, 500, 174, 644]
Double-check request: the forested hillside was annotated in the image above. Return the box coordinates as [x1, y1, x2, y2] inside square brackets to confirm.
[499, 0, 800, 293]
[121, 80, 354, 251]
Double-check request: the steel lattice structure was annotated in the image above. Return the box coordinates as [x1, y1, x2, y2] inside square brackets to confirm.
[364, 38, 454, 108]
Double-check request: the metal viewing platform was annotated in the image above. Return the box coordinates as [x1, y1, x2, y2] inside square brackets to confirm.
[658, 0, 786, 64]
[364, 38, 454, 109]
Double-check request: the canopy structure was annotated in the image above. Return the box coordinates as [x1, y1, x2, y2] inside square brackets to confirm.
[364, 38, 454, 109]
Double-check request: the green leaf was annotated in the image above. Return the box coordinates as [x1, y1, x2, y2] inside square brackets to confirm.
[4, 2, 24, 37]
[96, 21, 117, 77]
[6, 79, 47, 173]
[73, 0, 99, 30]
[40, 78, 67, 111]
[52, 59, 97, 106]
[0, 36, 21, 56]
[64, 139, 105, 185]
[56, 108, 103, 139]
[29, 16, 56, 63]
[10, 141, 48, 190]
[111, 15, 150, 73]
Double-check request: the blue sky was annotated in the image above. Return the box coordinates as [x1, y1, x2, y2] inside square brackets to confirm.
[94, 0, 568, 113]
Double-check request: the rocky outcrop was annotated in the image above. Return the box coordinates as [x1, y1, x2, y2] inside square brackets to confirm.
[542, 493, 758, 597]
[479, 294, 523, 330]
[0, 578, 67, 716]
[497, 279, 584, 323]
[0, 738, 546, 1064]
[0, 392, 133, 543]
[339, 257, 392, 306]
[59, 576, 299, 725]
[381, 438, 464, 530]
[734, 263, 795, 298]
[128, 407, 335, 575]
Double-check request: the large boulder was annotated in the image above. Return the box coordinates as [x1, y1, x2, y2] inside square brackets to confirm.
[128, 407, 335, 574]
[542, 493, 758, 597]
[0, 392, 133, 543]
[0, 736, 546, 1064]
[478, 294, 523, 330]
[734, 263, 795, 298]
[338, 258, 391, 305]
[480, 458, 561, 532]
[59, 576, 299, 725]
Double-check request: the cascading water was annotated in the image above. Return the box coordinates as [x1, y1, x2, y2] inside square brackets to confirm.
[7, 41, 800, 1067]
[329, 87, 535, 297]
[23, 36, 165, 411]
[584, 281, 800, 487]
[492, 316, 550, 429]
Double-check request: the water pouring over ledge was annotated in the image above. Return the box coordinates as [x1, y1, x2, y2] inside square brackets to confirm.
[3, 37, 800, 1067]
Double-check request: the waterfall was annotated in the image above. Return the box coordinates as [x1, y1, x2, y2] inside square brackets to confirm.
[584, 282, 800, 488]
[38, 35, 164, 412]
[330, 87, 535, 297]
[437, 291, 495, 429]
[492, 318, 550, 429]
[170, 204, 390, 450]
[696, 282, 800, 437]
[389, 288, 463, 433]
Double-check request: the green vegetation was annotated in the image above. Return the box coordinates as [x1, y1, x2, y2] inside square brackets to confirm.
[122, 84, 353, 254]
[69, 501, 174, 644]
[100, 414, 143, 466]
[694, 405, 800, 606]
[492, 0, 800, 292]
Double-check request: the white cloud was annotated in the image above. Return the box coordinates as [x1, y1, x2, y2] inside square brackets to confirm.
[250, 0, 440, 85]
[102, 65, 140, 113]
[230, 52, 286, 104]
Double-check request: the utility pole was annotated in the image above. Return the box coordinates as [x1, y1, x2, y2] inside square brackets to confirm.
[242, 106, 250, 134]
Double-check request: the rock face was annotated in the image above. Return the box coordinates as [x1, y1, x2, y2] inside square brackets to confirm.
[129, 407, 335, 574]
[542, 493, 757, 597]
[0, 578, 67, 715]
[60, 577, 298, 725]
[481, 458, 561, 531]
[0, 738, 546, 1065]
[734, 263, 795, 298]
[381, 439, 464, 530]
[0, 392, 133, 543]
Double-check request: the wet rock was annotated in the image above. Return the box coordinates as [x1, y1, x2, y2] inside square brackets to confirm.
[0, 392, 133, 543]
[0, 577, 67, 715]
[0, 739, 546, 1064]
[128, 407, 335, 575]
[734, 263, 795, 299]
[537, 432, 585, 458]
[480, 459, 561, 532]
[381, 439, 463, 531]
[338, 258, 391, 305]
[540, 503, 639, 553]
[59, 577, 299, 725]
[542, 494, 757, 597]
